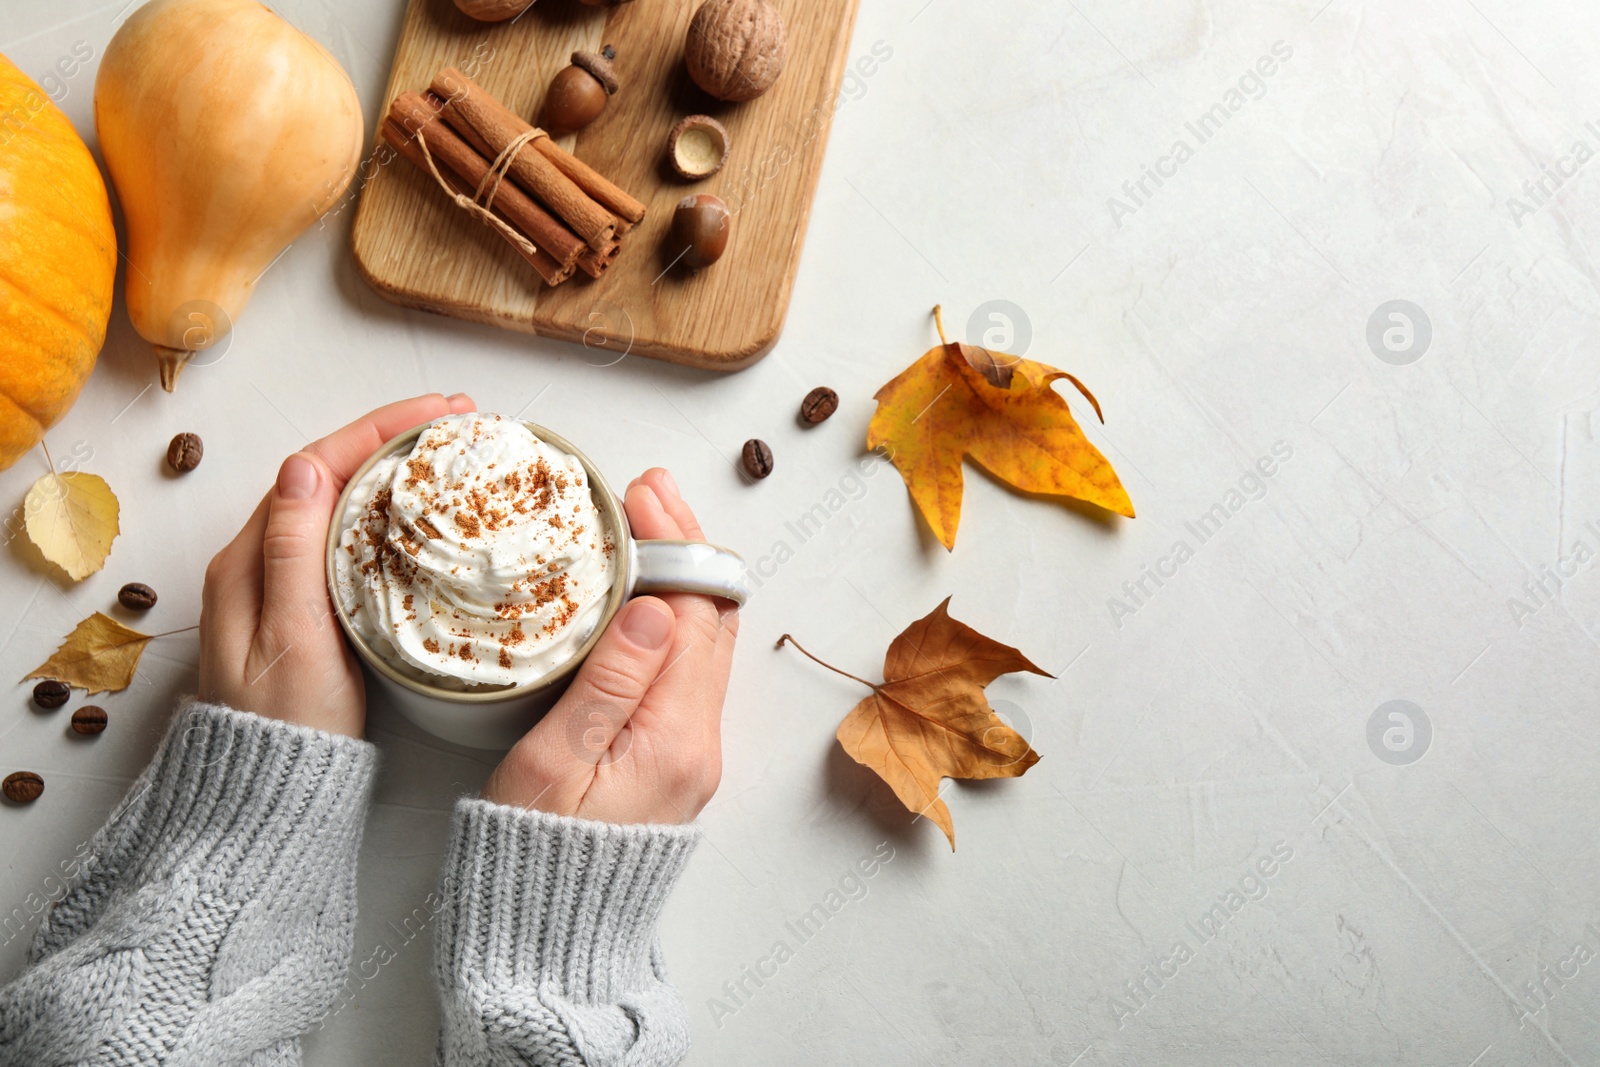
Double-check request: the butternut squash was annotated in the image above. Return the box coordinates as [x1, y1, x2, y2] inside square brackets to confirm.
[95, 0, 364, 389]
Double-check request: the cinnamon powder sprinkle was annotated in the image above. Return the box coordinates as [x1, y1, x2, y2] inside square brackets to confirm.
[539, 594, 581, 637]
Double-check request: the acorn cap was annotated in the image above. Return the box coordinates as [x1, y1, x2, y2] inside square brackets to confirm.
[571, 48, 619, 94]
[667, 114, 731, 180]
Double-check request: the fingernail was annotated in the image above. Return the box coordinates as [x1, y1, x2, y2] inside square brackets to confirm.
[277, 454, 319, 501]
[620, 598, 673, 650]
[446, 392, 470, 405]
[659, 468, 679, 498]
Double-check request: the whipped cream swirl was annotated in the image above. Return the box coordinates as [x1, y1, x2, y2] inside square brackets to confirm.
[334, 413, 615, 688]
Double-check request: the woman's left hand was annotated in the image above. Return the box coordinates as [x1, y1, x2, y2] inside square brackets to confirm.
[198, 392, 476, 738]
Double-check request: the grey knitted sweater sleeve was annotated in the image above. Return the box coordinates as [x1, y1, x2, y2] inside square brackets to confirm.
[0, 700, 378, 1067]
[0, 701, 703, 1067]
[432, 799, 701, 1067]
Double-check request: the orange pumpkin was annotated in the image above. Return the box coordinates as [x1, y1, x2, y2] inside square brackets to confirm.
[0, 53, 115, 471]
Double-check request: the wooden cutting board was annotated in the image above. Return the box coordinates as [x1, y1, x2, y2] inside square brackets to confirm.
[351, 0, 860, 370]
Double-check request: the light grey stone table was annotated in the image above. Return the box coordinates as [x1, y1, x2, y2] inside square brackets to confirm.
[3, 1, 1597, 1063]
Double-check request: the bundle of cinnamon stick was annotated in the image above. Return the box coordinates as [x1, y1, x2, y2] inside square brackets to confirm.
[382, 67, 646, 287]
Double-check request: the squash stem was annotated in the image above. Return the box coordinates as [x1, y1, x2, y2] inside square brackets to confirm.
[155, 345, 195, 392]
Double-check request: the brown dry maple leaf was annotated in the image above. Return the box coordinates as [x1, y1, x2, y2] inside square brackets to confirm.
[780, 597, 1051, 849]
[867, 305, 1134, 549]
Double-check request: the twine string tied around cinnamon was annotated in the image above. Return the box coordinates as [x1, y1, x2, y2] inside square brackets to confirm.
[413, 125, 548, 258]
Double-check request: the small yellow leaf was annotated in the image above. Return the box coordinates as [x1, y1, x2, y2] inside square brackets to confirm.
[25, 613, 152, 694]
[24, 472, 120, 581]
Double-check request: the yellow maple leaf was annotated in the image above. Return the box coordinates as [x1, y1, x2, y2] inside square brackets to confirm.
[25, 613, 153, 694]
[867, 306, 1134, 549]
[23, 471, 120, 581]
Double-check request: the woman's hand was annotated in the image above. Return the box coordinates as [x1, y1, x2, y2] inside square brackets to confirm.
[198, 393, 476, 738]
[482, 468, 738, 824]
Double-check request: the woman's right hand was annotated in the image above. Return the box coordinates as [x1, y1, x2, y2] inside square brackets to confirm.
[481, 468, 737, 824]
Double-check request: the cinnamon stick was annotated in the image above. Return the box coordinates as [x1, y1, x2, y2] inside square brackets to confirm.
[422, 89, 633, 243]
[576, 238, 621, 279]
[380, 117, 574, 287]
[430, 69, 617, 252]
[388, 93, 586, 271]
[532, 140, 647, 230]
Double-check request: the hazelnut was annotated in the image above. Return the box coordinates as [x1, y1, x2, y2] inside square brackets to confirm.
[667, 115, 730, 180]
[669, 194, 731, 272]
[685, 0, 788, 103]
[543, 47, 618, 135]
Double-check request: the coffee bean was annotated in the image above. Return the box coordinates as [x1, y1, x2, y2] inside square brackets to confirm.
[71, 705, 108, 735]
[118, 582, 158, 611]
[3, 771, 43, 804]
[32, 679, 70, 710]
[800, 386, 839, 424]
[167, 432, 204, 472]
[741, 439, 774, 480]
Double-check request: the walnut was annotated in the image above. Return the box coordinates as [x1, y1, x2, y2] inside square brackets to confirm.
[684, 0, 788, 103]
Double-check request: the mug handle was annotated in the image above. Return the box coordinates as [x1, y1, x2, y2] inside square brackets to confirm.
[631, 539, 750, 606]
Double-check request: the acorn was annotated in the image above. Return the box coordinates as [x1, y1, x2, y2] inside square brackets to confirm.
[543, 47, 619, 135]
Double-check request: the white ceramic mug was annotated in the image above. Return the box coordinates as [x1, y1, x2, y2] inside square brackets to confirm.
[325, 419, 748, 749]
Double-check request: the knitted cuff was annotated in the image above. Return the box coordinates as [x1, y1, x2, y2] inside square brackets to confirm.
[89, 699, 378, 899]
[435, 799, 701, 1004]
